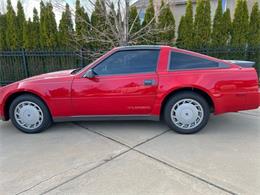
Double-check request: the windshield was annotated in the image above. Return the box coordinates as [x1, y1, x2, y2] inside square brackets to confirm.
[70, 50, 116, 75]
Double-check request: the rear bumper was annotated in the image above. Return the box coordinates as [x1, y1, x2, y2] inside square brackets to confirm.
[214, 90, 260, 115]
[258, 88, 260, 107]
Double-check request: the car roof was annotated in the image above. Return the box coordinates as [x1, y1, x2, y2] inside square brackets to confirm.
[115, 45, 165, 50]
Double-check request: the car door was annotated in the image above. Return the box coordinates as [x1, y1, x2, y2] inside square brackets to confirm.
[71, 49, 160, 116]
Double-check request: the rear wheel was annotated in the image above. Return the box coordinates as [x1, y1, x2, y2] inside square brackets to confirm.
[9, 95, 52, 133]
[164, 92, 210, 134]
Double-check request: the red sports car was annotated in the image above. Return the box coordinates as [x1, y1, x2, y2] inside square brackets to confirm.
[0, 46, 259, 134]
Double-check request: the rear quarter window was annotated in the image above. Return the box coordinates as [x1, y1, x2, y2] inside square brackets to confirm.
[169, 51, 220, 70]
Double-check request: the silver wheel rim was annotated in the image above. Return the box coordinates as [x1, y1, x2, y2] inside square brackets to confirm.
[171, 98, 204, 130]
[14, 101, 44, 130]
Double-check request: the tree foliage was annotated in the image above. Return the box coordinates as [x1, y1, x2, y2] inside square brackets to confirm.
[22, 19, 32, 49]
[0, 0, 259, 51]
[211, 0, 223, 47]
[31, 8, 40, 49]
[183, 0, 194, 49]
[90, 0, 108, 48]
[157, 1, 175, 44]
[0, 13, 7, 50]
[128, 6, 141, 36]
[16, 0, 25, 47]
[177, 0, 194, 49]
[59, 4, 73, 49]
[231, 0, 249, 47]
[39, 1, 58, 49]
[211, 0, 231, 47]
[248, 2, 260, 47]
[176, 16, 185, 48]
[75, 0, 90, 48]
[193, 0, 211, 48]
[221, 8, 232, 47]
[6, 0, 18, 50]
[142, 0, 156, 44]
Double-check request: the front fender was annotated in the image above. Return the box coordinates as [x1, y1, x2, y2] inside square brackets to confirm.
[0, 83, 51, 121]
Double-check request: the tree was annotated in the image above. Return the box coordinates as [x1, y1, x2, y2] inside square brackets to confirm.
[31, 8, 40, 49]
[231, 0, 249, 47]
[53, 0, 169, 53]
[128, 6, 141, 39]
[16, 0, 25, 48]
[23, 19, 32, 49]
[184, 0, 194, 48]
[176, 16, 185, 48]
[75, 0, 90, 48]
[222, 8, 231, 47]
[90, 0, 109, 48]
[180, 0, 194, 49]
[248, 2, 260, 48]
[91, 0, 106, 30]
[39, 1, 45, 48]
[39, 1, 58, 49]
[59, 3, 74, 49]
[211, 0, 223, 47]
[6, 0, 18, 50]
[22, 8, 40, 50]
[193, 0, 211, 48]
[157, 1, 175, 45]
[0, 13, 7, 50]
[141, 0, 156, 44]
[107, 3, 117, 43]
[248, 2, 260, 75]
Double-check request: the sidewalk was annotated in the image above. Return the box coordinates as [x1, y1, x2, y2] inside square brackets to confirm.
[0, 109, 259, 195]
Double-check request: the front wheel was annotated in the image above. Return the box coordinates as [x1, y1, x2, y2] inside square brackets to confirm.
[9, 94, 52, 133]
[164, 92, 210, 134]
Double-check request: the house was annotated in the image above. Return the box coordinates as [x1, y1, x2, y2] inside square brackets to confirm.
[133, 0, 256, 27]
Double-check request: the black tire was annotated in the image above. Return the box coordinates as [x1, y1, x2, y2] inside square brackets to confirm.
[9, 94, 52, 133]
[164, 92, 210, 134]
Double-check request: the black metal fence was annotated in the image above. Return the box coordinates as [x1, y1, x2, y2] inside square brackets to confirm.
[0, 47, 259, 86]
[0, 49, 95, 86]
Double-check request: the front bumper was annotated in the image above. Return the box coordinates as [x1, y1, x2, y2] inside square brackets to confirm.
[0, 104, 5, 120]
[0, 115, 5, 121]
[0, 87, 6, 121]
[0, 100, 5, 121]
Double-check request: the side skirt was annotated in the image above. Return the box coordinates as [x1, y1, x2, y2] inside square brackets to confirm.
[53, 115, 160, 122]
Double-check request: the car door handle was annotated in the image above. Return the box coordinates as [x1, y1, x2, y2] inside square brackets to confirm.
[144, 79, 155, 86]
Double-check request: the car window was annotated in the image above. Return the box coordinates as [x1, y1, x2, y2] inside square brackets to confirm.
[93, 50, 159, 75]
[169, 51, 219, 70]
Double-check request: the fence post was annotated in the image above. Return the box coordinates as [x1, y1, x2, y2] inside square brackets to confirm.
[80, 48, 84, 68]
[22, 48, 29, 78]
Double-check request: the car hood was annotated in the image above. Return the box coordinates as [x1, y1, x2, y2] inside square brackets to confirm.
[21, 69, 74, 82]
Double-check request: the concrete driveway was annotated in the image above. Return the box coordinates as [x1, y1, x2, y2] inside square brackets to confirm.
[0, 109, 259, 195]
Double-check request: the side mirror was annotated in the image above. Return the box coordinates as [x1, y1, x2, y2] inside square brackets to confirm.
[84, 69, 95, 79]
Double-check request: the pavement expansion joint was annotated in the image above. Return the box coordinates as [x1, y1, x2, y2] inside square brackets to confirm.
[16, 122, 237, 195]
[75, 122, 237, 195]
